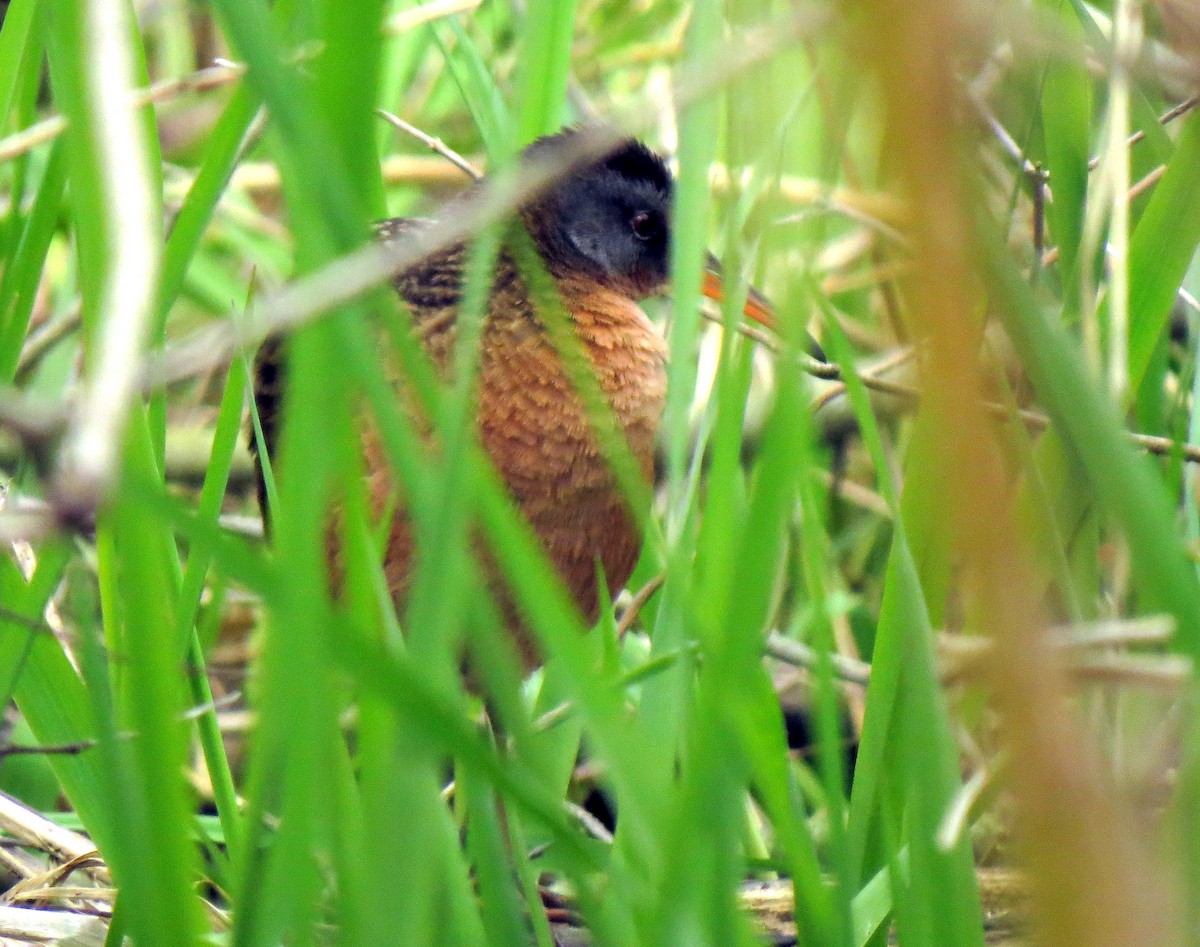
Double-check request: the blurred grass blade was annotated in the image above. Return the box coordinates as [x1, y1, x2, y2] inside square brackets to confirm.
[109, 425, 207, 942]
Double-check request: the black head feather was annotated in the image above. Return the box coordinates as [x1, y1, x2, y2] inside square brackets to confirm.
[522, 130, 674, 298]
[598, 138, 672, 195]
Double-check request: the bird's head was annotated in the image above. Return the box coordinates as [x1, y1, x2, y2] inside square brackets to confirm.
[522, 130, 775, 329]
[524, 132, 673, 299]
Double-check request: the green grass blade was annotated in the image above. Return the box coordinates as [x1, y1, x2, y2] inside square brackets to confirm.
[0, 0, 40, 138]
[984, 225, 1200, 659]
[1037, 10, 1091, 285]
[1127, 111, 1200, 394]
[155, 88, 262, 333]
[172, 357, 248, 864]
[0, 549, 108, 835]
[515, 0, 577, 144]
[0, 140, 68, 381]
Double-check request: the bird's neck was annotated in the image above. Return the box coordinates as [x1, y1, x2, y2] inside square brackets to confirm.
[552, 274, 661, 346]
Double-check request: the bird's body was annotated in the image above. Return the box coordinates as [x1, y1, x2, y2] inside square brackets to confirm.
[252, 131, 768, 668]
[365, 216, 667, 665]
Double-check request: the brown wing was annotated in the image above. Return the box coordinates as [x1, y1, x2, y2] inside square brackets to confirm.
[251, 218, 468, 522]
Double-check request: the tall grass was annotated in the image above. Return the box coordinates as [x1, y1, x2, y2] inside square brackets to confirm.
[0, 0, 1199, 945]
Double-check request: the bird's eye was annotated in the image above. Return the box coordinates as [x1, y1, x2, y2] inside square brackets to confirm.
[630, 210, 659, 241]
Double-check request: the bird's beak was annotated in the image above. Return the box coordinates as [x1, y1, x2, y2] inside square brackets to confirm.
[700, 260, 775, 330]
[699, 257, 827, 362]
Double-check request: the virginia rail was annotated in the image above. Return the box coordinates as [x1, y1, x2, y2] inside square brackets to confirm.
[252, 129, 777, 667]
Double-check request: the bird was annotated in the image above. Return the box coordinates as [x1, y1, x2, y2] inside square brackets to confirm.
[251, 128, 780, 669]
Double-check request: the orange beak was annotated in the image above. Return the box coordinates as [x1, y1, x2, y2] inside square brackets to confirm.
[701, 262, 775, 330]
